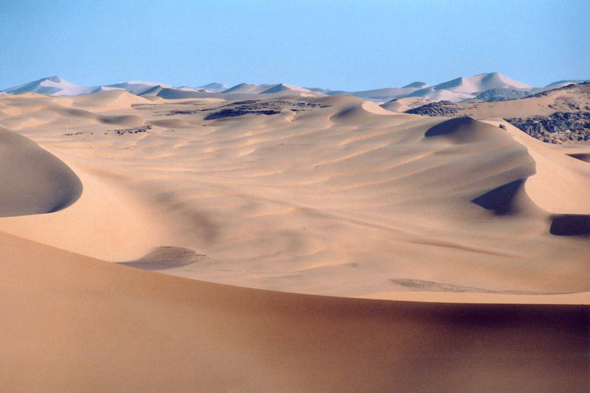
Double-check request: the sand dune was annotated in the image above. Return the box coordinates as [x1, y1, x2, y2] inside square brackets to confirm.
[0, 231, 588, 392]
[0, 125, 81, 217]
[404, 72, 532, 103]
[198, 82, 229, 92]
[1, 92, 590, 296]
[259, 83, 312, 94]
[489, 119, 590, 214]
[309, 73, 557, 104]
[434, 72, 530, 94]
[331, 85, 425, 102]
[222, 82, 274, 94]
[4, 74, 580, 106]
[66, 89, 155, 112]
[380, 97, 432, 112]
[1, 90, 590, 390]
[1, 76, 95, 96]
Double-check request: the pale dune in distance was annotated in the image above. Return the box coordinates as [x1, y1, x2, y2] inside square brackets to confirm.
[380, 97, 433, 112]
[5, 72, 579, 104]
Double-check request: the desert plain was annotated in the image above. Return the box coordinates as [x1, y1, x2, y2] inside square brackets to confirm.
[0, 84, 589, 391]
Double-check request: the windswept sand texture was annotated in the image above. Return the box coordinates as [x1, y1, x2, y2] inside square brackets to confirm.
[0, 90, 589, 391]
[2, 91, 590, 295]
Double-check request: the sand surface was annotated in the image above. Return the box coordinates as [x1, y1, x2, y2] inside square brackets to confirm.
[0, 90, 589, 391]
[2, 91, 590, 296]
[1, 231, 588, 392]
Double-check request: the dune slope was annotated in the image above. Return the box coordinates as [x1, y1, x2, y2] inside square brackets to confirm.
[1, 93, 590, 297]
[1, 88, 590, 392]
[0, 231, 588, 392]
[0, 125, 81, 217]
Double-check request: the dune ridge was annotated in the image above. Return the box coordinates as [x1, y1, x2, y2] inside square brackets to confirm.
[1, 89, 590, 391]
[1, 93, 590, 298]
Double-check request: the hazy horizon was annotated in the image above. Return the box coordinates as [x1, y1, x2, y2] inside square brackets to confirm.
[1, 0, 589, 91]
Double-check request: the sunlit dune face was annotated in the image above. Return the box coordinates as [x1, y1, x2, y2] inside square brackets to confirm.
[1, 93, 590, 298]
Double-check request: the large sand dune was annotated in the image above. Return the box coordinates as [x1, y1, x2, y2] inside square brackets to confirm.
[0, 91, 589, 391]
[0, 231, 587, 392]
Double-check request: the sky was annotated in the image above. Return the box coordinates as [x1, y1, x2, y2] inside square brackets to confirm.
[1, 0, 588, 91]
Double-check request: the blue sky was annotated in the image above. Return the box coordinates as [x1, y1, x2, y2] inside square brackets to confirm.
[1, 0, 588, 91]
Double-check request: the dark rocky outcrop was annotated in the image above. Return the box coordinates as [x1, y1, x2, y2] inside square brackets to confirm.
[405, 101, 459, 116]
[505, 112, 590, 143]
[475, 88, 530, 102]
[204, 107, 281, 120]
[203, 100, 330, 120]
[161, 100, 330, 120]
[112, 125, 152, 135]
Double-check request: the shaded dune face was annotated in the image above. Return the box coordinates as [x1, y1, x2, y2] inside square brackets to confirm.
[425, 116, 486, 140]
[0, 126, 82, 217]
[550, 214, 590, 236]
[429, 118, 590, 238]
[50, 106, 144, 127]
[568, 153, 590, 163]
[425, 117, 538, 217]
[471, 179, 527, 216]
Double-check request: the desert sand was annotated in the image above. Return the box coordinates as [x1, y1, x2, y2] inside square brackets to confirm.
[0, 90, 589, 391]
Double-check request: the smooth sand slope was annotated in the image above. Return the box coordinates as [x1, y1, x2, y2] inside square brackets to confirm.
[1, 90, 590, 391]
[1, 232, 588, 392]
[0, 124, 81, 217]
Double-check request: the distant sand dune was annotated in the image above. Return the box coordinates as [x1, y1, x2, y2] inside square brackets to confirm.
[70, 89, 156, 112]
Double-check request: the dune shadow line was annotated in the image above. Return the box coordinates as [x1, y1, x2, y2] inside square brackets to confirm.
[424, 116, 476, 137]
[550, 215, 590, 236]
[471, 179, 525, 216]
